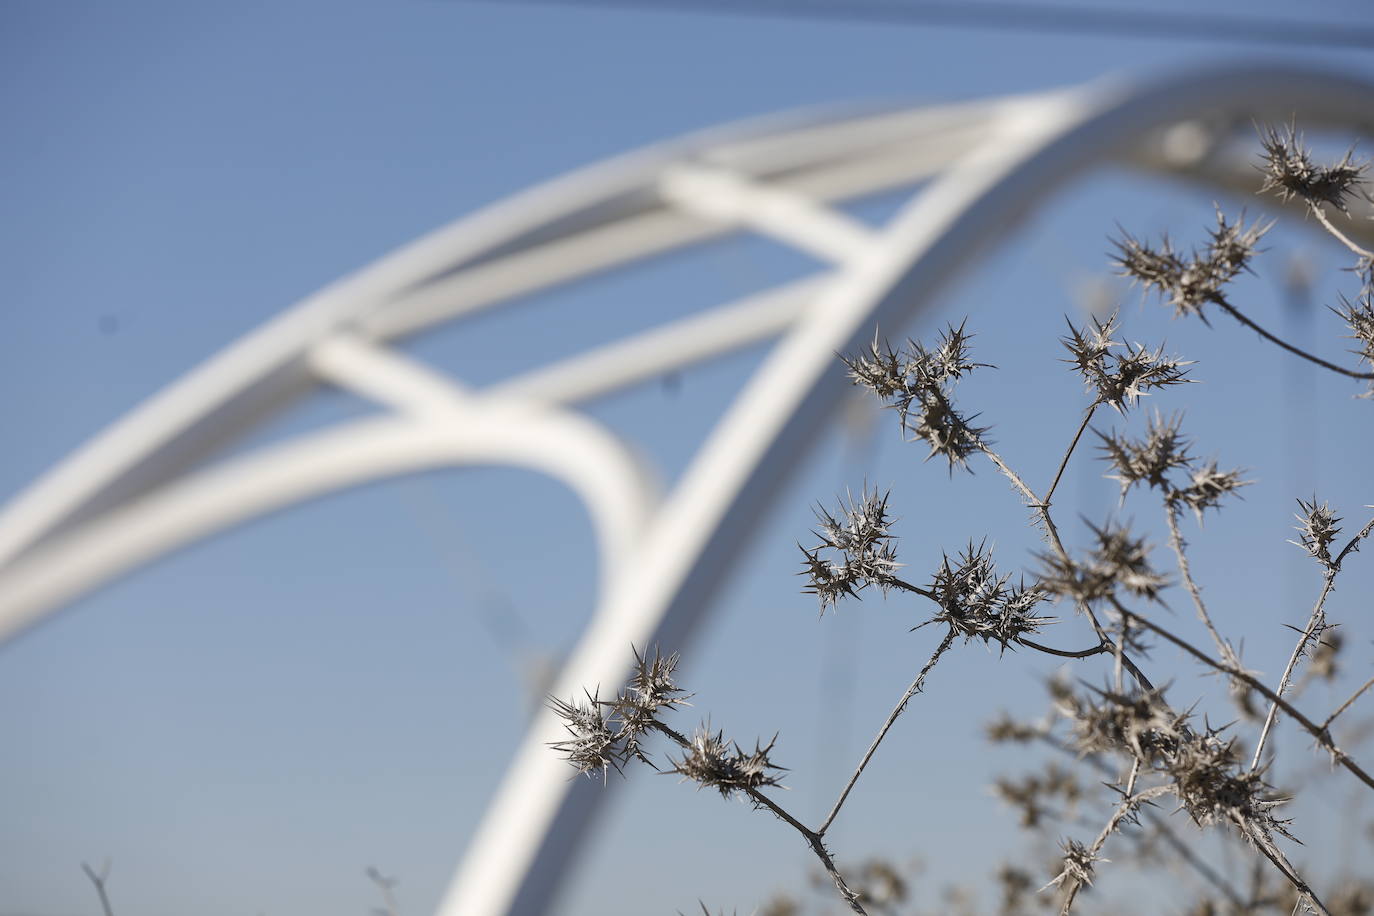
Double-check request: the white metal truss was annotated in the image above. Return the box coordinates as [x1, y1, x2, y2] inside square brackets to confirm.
[1, 64, 1371, 916]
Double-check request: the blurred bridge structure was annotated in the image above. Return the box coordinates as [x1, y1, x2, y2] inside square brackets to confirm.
[0, 62, 1370, 916]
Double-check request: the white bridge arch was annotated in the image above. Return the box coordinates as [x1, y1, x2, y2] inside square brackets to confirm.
[2, 63, 1371, 916]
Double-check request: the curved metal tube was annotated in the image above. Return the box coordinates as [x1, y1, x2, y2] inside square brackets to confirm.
[0, 407, 656, 643]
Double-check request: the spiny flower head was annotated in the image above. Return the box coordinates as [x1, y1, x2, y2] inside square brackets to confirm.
[992, 763, 1082, 828]
[606, 647, 692, 765]
[985, 711, 1044, 744]
[1062, 313, 1193, 412]
[843, 322, 992, 472]
[667, 726, 786, 800]
[1113, 211, 1269, 319]
[1167, 729, 1292, 841]
[549, 689, 621, 783]
[1291, 497, 1341, 566]
[924, 540, 1050, 651]
[1258, 122, 1368, 213]
[1173, 460, 1250, 524]
[1045, 838, 1104, 892]
[1096, 412, 1193, 500]
[1037, 519, 1170, 605]
[800, 485, 901, 614]
[1333, 292, 1374, 397]
[550, 645, 691, 776]
[1061, 684, 1185, 763]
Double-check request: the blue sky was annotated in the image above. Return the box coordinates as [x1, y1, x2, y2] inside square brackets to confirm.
[3, 2, 1374, 915]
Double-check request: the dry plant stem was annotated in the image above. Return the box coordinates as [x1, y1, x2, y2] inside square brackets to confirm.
[1247, 829, 1330, 916]
[1107, 597, 1374, 792]
[1043, 403, 1099, 510]
[1016, 637, 1110, 659]
[1325, 675, 1374, 729]
[1164, 502, 1233, 661]
[818, 628, 957, 837]
[1251, 574, 1338, 771]
[1057, 784, 1173, 915]
[887, 578, 938, 602]
[1252, 514, 1374, 771]
[649, 722, 868, 915]
[1210, 293, 1374, 380]
[1312, 204, 1374, 260]
[81, 862, 115, 916]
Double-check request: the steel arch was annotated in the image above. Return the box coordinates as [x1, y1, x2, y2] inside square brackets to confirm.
[1, 63, 1371, 916]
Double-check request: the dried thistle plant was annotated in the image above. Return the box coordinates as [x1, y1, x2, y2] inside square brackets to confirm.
[842, 322, 992, 471]
[550, 121, 1374, 916]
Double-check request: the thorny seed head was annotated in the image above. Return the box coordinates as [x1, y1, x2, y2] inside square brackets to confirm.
[550, 646, 691, 776]
[1291, 497, 1342, 566]
[605, 647, 692, 765]
[923, 540, 1050, 651]
[1112, 211, 1269, 319]
[1045, 838, 1104, 892]
[548, 690, 621, 783]
[992, 763, 1082, 828]
[1096, 412, 1194, 500]
[1037, 519, 1170, 605]
[667, 726, 786, 800]
[1061, 313, 1194, 412]
[908, 391, 990, 471]
[1173, 460, 1251, 524]
[1257, 122, 1369, 213]
[1167, 729, 1293, 842]
[843, 323, 992, 472]
[800, 486, 901, 614]
[985, 711, 1044, 744]
[1094, 409, 1248, 522]
[1333, 292, 1374, 397]
[1061, 684, 1185, 763]
[1058, 684, 1296, 845]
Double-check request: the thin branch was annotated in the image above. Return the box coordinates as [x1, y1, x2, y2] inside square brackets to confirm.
[1164, 501, 1234, 662]
[1016, 637, 1110, 659]
[81, 861, 115, 916]
[1252, 514, 1374, 770]
[1044, 403, 1099, 509]
[818, 628, 957, 837]
[886, 577, 938, 602]
[1324, 674, 1374, 730]
[1252, 574, 1337, 770]
[1312, 204, 1374, 261]
[1334, 514, 1374, 569]
[1210, 293, 1374, 379]
[1245, 826, 1330, 916]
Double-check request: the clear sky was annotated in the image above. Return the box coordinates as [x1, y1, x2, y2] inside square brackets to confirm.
[3, 2, 1374, 915]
